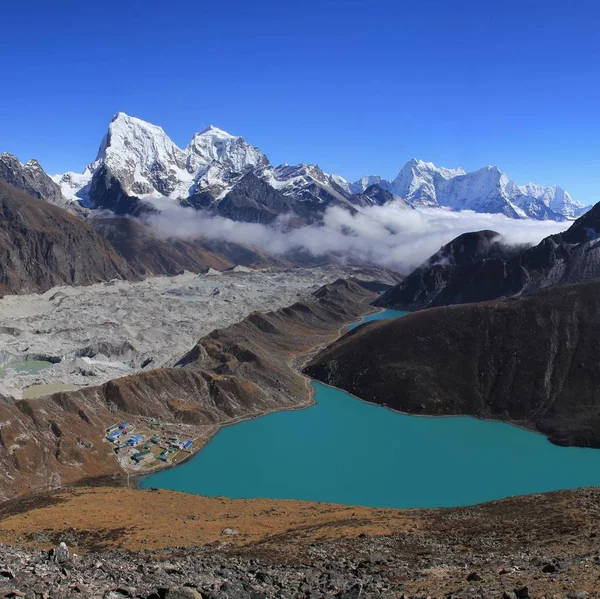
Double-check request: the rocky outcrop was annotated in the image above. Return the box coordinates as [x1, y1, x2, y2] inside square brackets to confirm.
[0, 153, 65, 205]
[379, 201, 600, 310]
[353, 183, 399, 207]
[86, 164, 154, 216]
[0, 181, 136, 294]
[0, 278, 379, 500]
[377, 230, 523, 310]
[205, 172, 295, 224]
[307, 281, 600, 448]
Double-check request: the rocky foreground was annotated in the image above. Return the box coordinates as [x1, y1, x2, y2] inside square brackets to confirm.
[0, 486, 599, 598]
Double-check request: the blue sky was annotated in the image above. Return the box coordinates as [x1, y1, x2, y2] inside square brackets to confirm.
[2, 0, 599, 204]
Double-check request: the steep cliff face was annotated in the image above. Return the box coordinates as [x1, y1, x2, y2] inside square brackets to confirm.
[0, 153, 65, 205]
[0, 181, 136, 294]
[377, 230, 523, 309]
[307, 281, 600, 448]
[0, 278, 379, 500]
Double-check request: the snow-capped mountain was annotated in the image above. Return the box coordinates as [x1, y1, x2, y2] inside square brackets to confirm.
[49, 113, 588, 223]
[349, 175, 383, 195]
[351, 159, 588, 221]
[53, 113, 371, 222]
[54, 114, 268, 204]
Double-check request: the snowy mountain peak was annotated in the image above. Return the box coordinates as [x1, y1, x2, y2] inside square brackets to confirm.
[186, 125, 267, 176]
[196, 124, 235, 138]
[95, 112, 190, 197]
[353, 159, 588, 220]
[55, 113, 271, 203]
[50, 114, 590, 222]
[384, 159, 464, 205]
[350, 175, 383, 194]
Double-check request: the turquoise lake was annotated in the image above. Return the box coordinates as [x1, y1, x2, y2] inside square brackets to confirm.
[347, 308, 408, 330]
[141, 309, 600, 508]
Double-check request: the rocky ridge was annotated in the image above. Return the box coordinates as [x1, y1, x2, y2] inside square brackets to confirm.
[0, 153, 66, 207]
[307, 280, 600, 447]
[50, 113, 587, 223]
[0, 181, 136, 294]
[379, 200, 600, 311]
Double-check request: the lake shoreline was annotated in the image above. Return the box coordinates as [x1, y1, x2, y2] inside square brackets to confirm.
[140, 307, 600, 509]
[132, 304, 387, 491]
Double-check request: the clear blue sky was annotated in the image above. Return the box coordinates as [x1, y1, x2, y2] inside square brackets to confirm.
[2, 0, 599, 203]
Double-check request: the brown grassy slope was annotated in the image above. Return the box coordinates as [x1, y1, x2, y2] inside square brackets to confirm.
[0, 181, 136, 294]
[306, 281, 600, 448]
[1, 486, 599, 596]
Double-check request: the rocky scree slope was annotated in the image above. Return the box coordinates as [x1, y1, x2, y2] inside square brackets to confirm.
[379, 199, 600, 311]
[0, 278, 379, 501]
[307, 281, 600, 448]
[0, 486, 599, 598]
[0, 181, 136, 294]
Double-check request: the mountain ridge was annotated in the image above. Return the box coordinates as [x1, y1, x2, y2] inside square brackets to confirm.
[378, 199, 600, 310]
[0, 180, 136, 294]
[46, 112, 588, 223]
[306, 280, 600, 448]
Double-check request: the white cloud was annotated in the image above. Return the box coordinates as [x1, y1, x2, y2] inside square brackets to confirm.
[144, 200, 570, 273]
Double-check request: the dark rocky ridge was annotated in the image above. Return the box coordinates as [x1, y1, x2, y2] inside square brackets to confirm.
[0, 153, 64, 205]
[87, 164, 154, 216]
[0, 278, 380, 501]
[354, 182, 399, 206]
[379, 200, 600, 310]
[377, 230, 524, 310]
[307, 281, 600, 448]
[186, 172, 297, 224]
[0, 181, 136, 294]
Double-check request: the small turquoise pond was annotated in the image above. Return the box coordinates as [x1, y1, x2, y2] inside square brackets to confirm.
[141, 310, 600, 508]
[0, 360, 54, 378]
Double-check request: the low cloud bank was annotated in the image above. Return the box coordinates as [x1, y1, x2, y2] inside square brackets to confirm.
[144, 200, 570, 273]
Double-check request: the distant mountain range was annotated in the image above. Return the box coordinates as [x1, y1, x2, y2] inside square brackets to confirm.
[28, 112, 587, 223]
